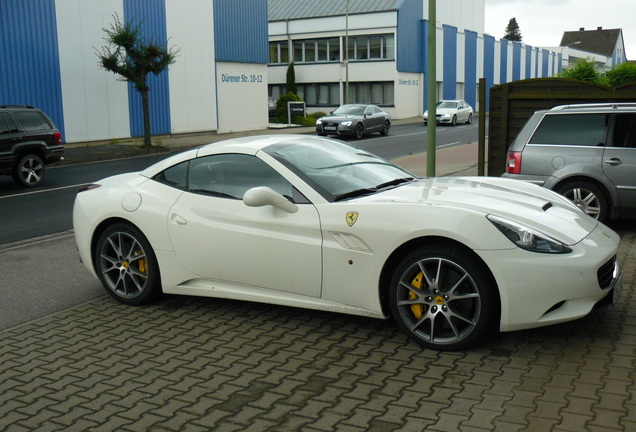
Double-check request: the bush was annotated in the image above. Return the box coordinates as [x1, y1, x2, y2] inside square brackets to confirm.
[603, 62, 636, 87]
[272, 92, 302, 123]
[559, 58, 600, 83]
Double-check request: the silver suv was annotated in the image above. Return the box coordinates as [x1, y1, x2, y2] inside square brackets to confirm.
[502, 103, 636, 222]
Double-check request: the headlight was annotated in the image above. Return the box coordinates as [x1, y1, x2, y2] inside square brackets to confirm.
[316, 119, 322, 125]
[341, 121, 352, 126]
[487, 215, 572, 254]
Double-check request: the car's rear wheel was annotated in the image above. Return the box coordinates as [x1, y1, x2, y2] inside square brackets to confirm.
[380, 120, 390, 136]
[13, 154, 44, 187]
[354, 123, 364, 139]
[389, 244, 498, 350]
[95, 223, 161, 305]
[556, 181, 608, 222]
[466, 113, 472, 124]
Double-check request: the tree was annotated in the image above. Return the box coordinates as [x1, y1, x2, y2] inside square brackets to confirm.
[286, 62, 297, 95]
[97, 14, 179, 148]
[504, 18, 522, 41]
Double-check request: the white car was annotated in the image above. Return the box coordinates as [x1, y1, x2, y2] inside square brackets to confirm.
[423, 100, 473, 126]
[73, 135, 622, 350]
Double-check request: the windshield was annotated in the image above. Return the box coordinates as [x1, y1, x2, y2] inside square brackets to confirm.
[437, 101, 458, 109]
[264, 138, 415, 202]
[332, 105, 366, 116]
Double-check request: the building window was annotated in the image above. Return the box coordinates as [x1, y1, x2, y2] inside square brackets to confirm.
[269, 41, 289, 64]
[347, 34, 394, 61]
[272, 35, 394, 65]
[349, 82, 394, 106]
[269, 82, 394, 107]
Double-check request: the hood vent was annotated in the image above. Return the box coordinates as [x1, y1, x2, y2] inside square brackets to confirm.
[542, 203, 553, 212]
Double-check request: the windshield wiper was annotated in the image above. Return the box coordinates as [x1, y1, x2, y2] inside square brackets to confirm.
[375, 177, 415, 190]
[334, 188, 377, 202]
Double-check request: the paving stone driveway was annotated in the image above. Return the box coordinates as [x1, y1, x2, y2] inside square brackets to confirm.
[1, 223, 635, 432]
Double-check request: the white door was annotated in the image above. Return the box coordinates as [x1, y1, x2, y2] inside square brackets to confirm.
[167, 154, 323, 297]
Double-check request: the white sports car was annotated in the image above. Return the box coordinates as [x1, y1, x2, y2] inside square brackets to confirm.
[73, 135, 623, 350]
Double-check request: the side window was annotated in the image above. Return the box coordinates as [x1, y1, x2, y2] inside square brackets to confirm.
[529, 114, 608, 146]
[153, 161, 189, 190]
[612, 114, 636, 148]
[13, 111, 52, 132]
[188, 154, 296, 201]
[2, 113, 19, 133]
[0, 114, 8, 134]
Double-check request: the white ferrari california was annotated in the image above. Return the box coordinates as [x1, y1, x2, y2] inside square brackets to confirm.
[73, 135, 623, 350]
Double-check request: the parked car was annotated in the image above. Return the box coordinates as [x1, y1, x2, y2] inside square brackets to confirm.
[73, 134, 622, 351]
[502, 103, 636, 222]
[0, 105, 64, 187]
[316, 104, 391, 138]
[423, 100, 473, 126]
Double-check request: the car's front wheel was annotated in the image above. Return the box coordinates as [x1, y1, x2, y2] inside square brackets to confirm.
[556, 181, 608, 222]
[354, 123, 364, 139]
[380, 120, 391, 136]
[13, 154, 44, 187]
[466, 113, 472, 124]
[94, 223, 161, 305]
[451, 115, 457, 126]
[389, 244, 499, 350]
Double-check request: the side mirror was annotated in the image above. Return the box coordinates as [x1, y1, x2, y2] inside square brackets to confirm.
[243, 187, 298, 213]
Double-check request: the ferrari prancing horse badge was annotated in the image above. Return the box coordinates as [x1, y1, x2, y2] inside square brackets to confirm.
[346, 212, 359, 227]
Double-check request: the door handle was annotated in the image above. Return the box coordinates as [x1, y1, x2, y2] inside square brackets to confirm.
[604, 158, 623, 166]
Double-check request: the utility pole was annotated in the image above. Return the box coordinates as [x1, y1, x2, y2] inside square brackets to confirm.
[345, 0, 349, 104]
[427, 0, 436, 176]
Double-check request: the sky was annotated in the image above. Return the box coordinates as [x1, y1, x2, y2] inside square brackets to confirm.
[484, 0, 636, 60]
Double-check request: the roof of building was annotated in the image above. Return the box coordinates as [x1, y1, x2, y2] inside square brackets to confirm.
[560, 27, 622, 56]
[268, 0, 401, 21]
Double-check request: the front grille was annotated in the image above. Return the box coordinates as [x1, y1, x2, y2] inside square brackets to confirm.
[597, 255, 617, 289]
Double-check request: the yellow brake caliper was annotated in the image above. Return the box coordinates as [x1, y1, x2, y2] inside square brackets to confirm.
[136, 250, 148, 278]
[410, 272, 424, 319]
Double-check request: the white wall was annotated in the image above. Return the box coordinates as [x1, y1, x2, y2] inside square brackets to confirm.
[216, 63, 269, 133]
[55, 0, 131, 143]
[166, 0, 217, 134]
[435, 0, 485, 33]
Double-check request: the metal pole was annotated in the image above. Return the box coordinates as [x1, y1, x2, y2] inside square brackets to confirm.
[427, 0, 436, 176]
[345, 0, 349, 104]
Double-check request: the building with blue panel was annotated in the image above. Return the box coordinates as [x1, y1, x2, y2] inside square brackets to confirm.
[1, 0, 269, 143]
[267, 0, 626, 120]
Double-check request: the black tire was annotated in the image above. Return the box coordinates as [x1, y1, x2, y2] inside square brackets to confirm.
[466, 113, 472, 124]
[94, 223, 161, 305]
[451, 115, 457, 126]
[555, 181, 608, 222]
[423, 121, 427, 126]
[354, 123, 364, 139]
[380, 120, 391, 136]
[13, 154, 44, 187]
[389, 243, 499, 350]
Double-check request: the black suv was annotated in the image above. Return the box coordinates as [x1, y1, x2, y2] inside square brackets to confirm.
[0, 105, 64, 187]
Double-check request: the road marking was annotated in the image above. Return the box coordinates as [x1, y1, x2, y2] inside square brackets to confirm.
[0, 183, 92, 200]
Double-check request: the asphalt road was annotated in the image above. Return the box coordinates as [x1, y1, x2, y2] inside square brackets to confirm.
[0, 121, 479, 245]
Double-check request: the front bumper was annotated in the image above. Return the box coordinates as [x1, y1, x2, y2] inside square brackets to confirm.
[477, 223, 622, 332]
[316, 123, 355, 136]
